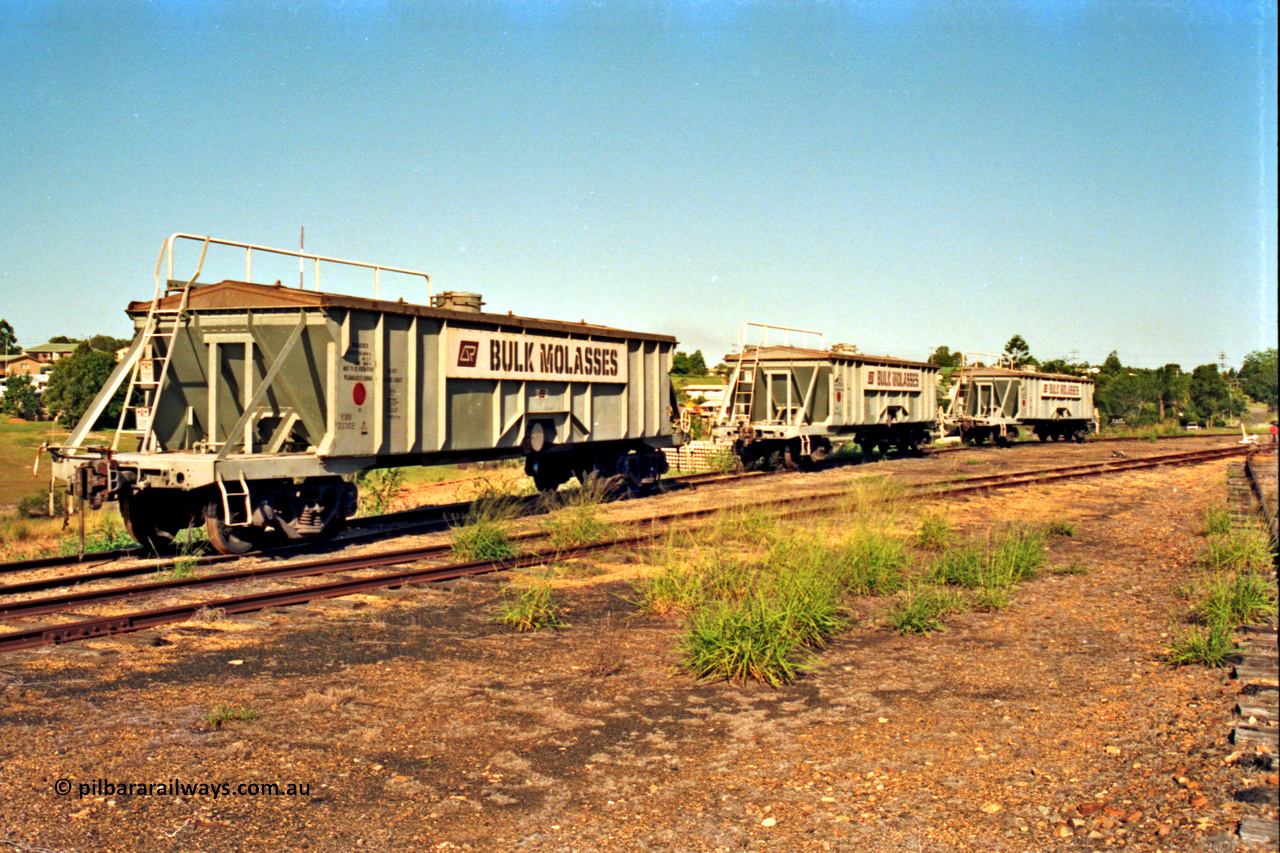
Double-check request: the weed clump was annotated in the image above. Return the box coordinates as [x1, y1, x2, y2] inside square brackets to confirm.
[886, 584, 963, 635]
[497, 580, 566, 632]
[58, 513, 136, 555]
[915, 513, 950, 550]
[16, 487, 67, 518]
[356, 468, 407, 516]
[641, 525, 854, 687]
[1044, 518, 1075, 537]
[542, 474, 610, 549]
[451, 478, 524, 561]
[680, 594, 814, 688]
[1166, 521, 1276, 668]
[204, 704, 258, 728]
[1166, 623, 1236, 668]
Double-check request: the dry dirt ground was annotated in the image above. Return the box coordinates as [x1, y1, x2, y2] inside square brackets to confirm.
[1, 439, 1277, 853]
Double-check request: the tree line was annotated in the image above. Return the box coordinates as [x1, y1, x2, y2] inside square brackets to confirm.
[928, 335, 1277, 425]
[0, 318, 131, 425]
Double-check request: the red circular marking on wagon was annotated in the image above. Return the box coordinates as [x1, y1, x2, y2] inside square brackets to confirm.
[352, 382, 367, 406]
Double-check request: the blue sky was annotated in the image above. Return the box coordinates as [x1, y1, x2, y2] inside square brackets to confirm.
[2, 0, 1275, 371]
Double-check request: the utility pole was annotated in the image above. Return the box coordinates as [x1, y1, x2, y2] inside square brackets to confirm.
[1219, 351, 1239, 391]
[299, 226, 305, 289]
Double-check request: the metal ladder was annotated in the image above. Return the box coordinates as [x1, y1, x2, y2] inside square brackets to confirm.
[730, 345, 762, 424]
[112, 238, 210, 451]
[714, 322, 824, 430]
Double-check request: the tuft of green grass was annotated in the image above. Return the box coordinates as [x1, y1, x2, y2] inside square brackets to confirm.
[1050, 562, 1090, 575]
[451, 489, 522, 561]
[1201, 505, 1232, 538]
[58, 513, 137, 555]
[642, 527, 850, 686]
[452, 519, 516, 561]
[762, 561, 848, 650]
[706, 504, 780, 547]
[915, 513, 950, 550]
[886, 584, 963, 635]
[496, 580, 567, 632]
[833, 529, 907, 596]
[159, 557, 198, 581]
[542, 474, 610, 548]
[1197, 570, 1277, 628]
[987, 527, 1045, 586]
[836, 478, 906, 520]
[1044, 518, 1075, 537]
[205, 704, 258, 728]
[930, 544, 984, 589]
[925, 526, 1046, 612]
[679, 592, 816, 688]
[1200, 528, 1272, 575]
[1166, 623, 1236, 668]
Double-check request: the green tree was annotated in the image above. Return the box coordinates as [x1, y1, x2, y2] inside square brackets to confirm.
[1038, 358, 1087, 377]
[671, 350, 709, 376]
[0, 319, 18, 355]
[1099, 351, 1124, 376]
[1154, 364, 1189, 421]
[928, 346, 957, 368]
[1003, 335, 1033, 368]
[87, 334, 132, 354]
[0, 373, 42, 420]
[42, 342, 122, 427]
[1187, 364, 1232, 424]
[1097, 369, 1157, 423]
[1239, 348, 1278, 410]
[48, 335, 80, 344]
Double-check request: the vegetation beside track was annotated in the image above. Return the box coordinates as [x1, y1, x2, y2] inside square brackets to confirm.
[1165, 504, 1277, 667]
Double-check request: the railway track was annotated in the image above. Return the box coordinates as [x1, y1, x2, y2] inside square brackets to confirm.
[0, 434, 1245, 577]
[0, 442, 1258, 655]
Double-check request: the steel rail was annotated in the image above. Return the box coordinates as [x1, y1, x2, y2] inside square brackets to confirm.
[913, 446, 1255, 493]
[0, 444, 1253, 653]
[1243, 448, 1278, 545]
[0, 499, 478, 592]
[0, 434, 1237, 577]
[2, 446, 1251, 616]
[0, 534, 655, 653]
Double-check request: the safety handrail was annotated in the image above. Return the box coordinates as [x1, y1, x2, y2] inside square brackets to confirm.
[157, 233, 432, 300]
[737, 321, 824, 353]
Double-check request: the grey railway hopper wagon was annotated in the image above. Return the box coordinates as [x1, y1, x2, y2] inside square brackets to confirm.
[51, 235, 679, 554]
[945, 366, 1097, 446]
[711, 324, 940, 469]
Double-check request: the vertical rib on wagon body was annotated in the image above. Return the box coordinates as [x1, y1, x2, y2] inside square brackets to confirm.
[50, 235, 678, 555]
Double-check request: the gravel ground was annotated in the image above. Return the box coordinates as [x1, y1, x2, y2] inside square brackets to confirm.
[1, 439, 1276, 853]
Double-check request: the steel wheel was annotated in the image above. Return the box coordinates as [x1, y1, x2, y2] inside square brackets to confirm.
[204, 500, 263, 555]
[121, 491, 193, 554]
[782, 443, 801, 470]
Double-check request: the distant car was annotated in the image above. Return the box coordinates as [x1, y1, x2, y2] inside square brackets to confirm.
[1186, 423, 1200, 430]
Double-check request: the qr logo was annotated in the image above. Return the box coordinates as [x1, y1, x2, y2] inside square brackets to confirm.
[457, 341, 479, 368]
